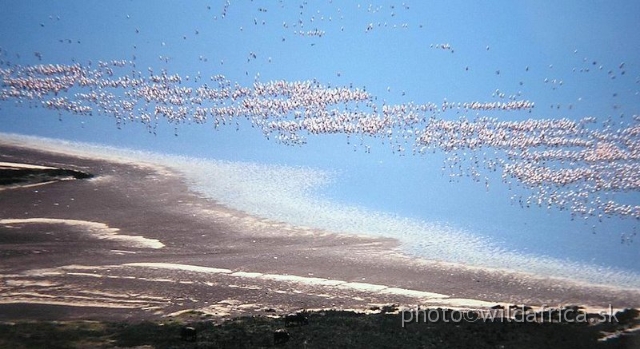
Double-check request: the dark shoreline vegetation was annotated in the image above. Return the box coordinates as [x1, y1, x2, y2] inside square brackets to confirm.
[0, 167, 93, 187]
[0, 308, 638, 349]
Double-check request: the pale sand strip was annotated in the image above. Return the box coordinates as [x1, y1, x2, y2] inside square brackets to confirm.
[0, 298, 164, 309]
[122, 263, 448, 299]
[230, 271, 264, 278]
[11, 263, 451, 305]
[423, 298, 503, 308]
[126, 262, 232, 274]
[380, 287, 450, 299]
[0, 161, 57, 170]
[17, 263, 451, 302]
[263, 274, 346, 286]
[0, 180, 60, 191]
[0, 218, 165, 249]
[7, 263, 630, 314]
[0, 160, 68, 191]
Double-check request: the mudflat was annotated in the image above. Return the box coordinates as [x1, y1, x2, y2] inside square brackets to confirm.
[0, 141, 638, 348]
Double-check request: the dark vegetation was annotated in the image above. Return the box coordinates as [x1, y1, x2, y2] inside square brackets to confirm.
[0, 167, 93, 186]
[0, 308, 638, 349]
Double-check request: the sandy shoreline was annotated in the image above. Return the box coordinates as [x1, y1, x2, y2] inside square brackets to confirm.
[0, 137, 639, 323]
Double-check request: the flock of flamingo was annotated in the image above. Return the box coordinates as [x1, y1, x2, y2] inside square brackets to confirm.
[0, 58, 638, 225]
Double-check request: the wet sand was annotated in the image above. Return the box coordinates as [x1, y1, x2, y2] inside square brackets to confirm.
[0, 140, 639, 325]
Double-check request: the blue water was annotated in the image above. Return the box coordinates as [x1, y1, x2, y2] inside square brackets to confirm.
[322, 154, 640, 272]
